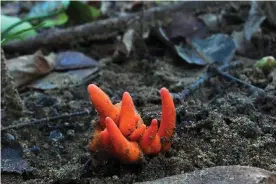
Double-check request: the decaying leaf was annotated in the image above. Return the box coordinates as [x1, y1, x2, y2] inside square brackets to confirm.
[189, 33, 236, 64]
[55, 51, 98, 71]
[123, 29, 135, 57]
[27, 68, 99, 90]
[244, 1, 266, 41]
[166, 12, 207, 42]
[113, 29, 147, 63]
[6, 51, 56, 88]
[6, 50, 100, 90]
[198, 13, 223, 31]
[114, 29, 136, 59]
[263, 1, 276, 27]
[154, 27, 236, 65]
[232, 1, 266, 56]
[1, 143, 33, 174]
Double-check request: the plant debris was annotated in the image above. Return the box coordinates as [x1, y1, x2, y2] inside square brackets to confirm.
[1, 143, 33, 174]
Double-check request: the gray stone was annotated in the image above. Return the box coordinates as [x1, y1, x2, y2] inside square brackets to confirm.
[136, 165, 276, 184]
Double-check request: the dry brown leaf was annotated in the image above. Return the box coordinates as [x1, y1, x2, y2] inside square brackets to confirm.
[6, 51, 56, 88]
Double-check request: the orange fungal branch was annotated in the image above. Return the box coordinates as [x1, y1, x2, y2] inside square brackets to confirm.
[88, 84, 176, 163]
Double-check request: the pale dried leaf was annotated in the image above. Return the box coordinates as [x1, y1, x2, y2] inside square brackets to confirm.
[6, 51, 56, 88]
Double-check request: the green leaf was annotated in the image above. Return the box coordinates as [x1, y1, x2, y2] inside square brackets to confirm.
[41, 12, 68, 27]
[1, 22, 45, 45]
[66, 1, 101, 24]
[89, 6, 101, 19]
[1, 35, 23, 46]
[1, 15, 37, 39]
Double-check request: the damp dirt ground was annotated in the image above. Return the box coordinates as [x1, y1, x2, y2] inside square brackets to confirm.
[2, 54, 276, 184]
[2, 3, 276, 184]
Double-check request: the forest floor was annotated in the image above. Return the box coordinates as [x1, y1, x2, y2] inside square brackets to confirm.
[1, 1, 276, 184]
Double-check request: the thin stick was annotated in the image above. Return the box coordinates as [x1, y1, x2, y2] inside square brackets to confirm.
[3, 1, 226, 53]
[1, 109, 93, 131]
[209, 64, 265, 95]
[172, 61, 242, 101]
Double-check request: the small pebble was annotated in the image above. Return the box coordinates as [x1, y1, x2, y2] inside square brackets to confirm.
[35, 94, 57, 107]
[112, 175, 119, 180]
[80, 153, 90, 164]
[6, 133, 16, 141]
[76, 122, 85, 132]
[29, 146, 41, 155]
[67, 129, 75, 139]
[49, 130, 64, 142]
[43, 143, 49, 149]
[63, 91, 73, 100]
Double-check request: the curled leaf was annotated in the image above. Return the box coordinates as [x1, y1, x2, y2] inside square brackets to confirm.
[189, 34, 236, 64]
[6, 51, 56, 88]
[154, 28, 236, 65]
[166, 13, 207, 42]
[55, 51, 98, 71]
[244, 1, 266, 41]
[232, 1, 266, 56]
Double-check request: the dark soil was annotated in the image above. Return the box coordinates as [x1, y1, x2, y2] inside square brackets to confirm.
[1, 2, 276, 184]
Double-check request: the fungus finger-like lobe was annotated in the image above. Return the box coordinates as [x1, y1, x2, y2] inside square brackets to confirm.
[158, 87, 176, 152]
[135, 113, 145, 127]
[87, 84, 120, 126]
[119, 92, 137, 137]
[140, 119, 161, 155]
[100, 128, 110, 150]
[145, 135, 161, 155]
[88, 85, 176, 163]
[105, 117, 143, 163]
[114, 102, 122, 113]
[129, 124, 146, 141]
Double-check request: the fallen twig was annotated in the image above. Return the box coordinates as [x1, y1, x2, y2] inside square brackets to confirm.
[3, 1, 226, 54]
[209, 65, 265, 96]
[1, 109, 93, 131]
[172, 61, 242, 101]
[81, 158, 92, 177]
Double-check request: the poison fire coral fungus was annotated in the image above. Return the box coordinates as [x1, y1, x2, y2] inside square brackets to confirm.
[88, 84, 176, 163]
